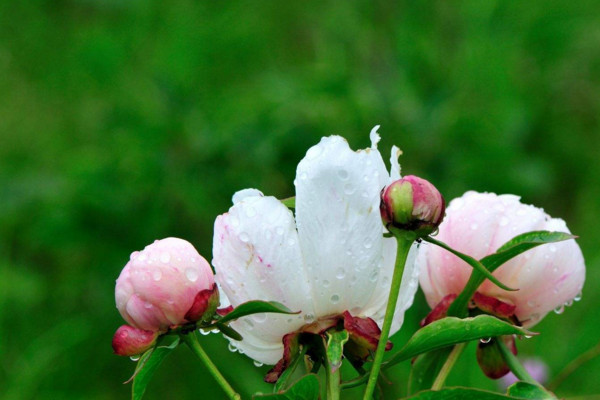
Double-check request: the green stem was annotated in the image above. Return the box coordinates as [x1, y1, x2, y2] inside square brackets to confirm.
[497, 339, 538, 386]
[181, 332, 241, 400]
[431, 343, 466, 390]
[548, 340, 600, 391]
[363, 237, 413, 400]
[325, 364, 341, 400]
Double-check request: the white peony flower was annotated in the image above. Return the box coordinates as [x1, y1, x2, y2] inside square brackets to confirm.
[212, 128, 420, 365]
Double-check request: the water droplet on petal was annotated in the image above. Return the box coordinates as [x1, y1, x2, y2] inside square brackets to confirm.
[144, 302, 153, 309]
[138, 253, 147, 262]
[338, 169, 349, 180]
[479, 337, 491, 344]
[330, 294, 340, 304]
[303, 313, 315, 322]
[574, 291, 583, 302]
[185, 268, 199, 282]
[554, 305, 565, 314]
[228, 343, 238, 353]
[253, 361, 264, 367]
[160, 252, 171, 264]
[369, 270, 379, 282]
[130, 355, 141, 362]
[276, 227, 284, 235]
[152, 270, 162, 281]
[300, 172, 308, 180]
[252, 313, 267, 323]
[335, 268, 346, 279]
[130, 251, 140, 261]
[306, 145, 322, 160]
[364, 239, 373, 249]
[564, 299, 573, 307]
[322, 279, 331, 288]
[344, 183, 356, 195]
[470, 223, 478, 231]
[245, 206, 257, 218]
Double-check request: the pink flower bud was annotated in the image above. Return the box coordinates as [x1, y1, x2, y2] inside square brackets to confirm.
[112, 325, 158, 356]
[417, 191, 585, 327]
[115, 238, 215, 331]
[380, 175, 445, 237]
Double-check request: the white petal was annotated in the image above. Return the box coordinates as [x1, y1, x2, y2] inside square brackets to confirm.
[213, 195, 313, 363]
[295, 136, 390, 317]
[370, 125, 381, 149]
[232, 188, 263, 204]
[361, 239, 420, 334]
[389, 145, 402, 181]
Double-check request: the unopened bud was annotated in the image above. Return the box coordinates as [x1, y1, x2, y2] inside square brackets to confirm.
[380, 175, 445, 237]
[112, 325, 158, 357]
[185, 283, 220, 323]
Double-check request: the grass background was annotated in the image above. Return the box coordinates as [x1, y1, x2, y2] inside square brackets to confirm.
[1, 1, 599, 398]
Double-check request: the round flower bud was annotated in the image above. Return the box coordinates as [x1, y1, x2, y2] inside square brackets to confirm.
[380, 175, 445, 237]
[115, 238, 215, 331]
[112, 325, 158, 357]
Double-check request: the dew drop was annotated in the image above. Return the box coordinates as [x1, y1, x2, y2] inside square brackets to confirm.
[245, 207, 257, 218]
[276, 226, 284, 235]
[300, 172, 308, 180]
[130, 251, 140, 261]
[470, 223, 479, 231]
[303, 313, 315, 322]
[335, 268, 346, 279]
[287, 238, 296, 246]
[338, 169, 349, 180]
[228, 343, 238, 353]
[230, 216, 240, 227]
[160, 252, 171, 264]
[565, 299, 573, 307]
[190, 257, 196, 263]
[152, 270, 162, 281]
[479, 337, 491, 344]
[253, 361, 264, 367]
[369, 270, 379, 282]
[527, 300, 536, 308]
[252, 313, 267, 323]
[554, 305, 565, 314]
[199, 329, 210, 336]
[239, 232, 250, 243]
[322, 279, 331, 288]
[185, 268, 199, 282]
[130, 355, 141, 362]
[364, 239, 373, 249]
[144, 302, 153, 309]
[138, 253, 147, 262]
[524, 334, 533, 339]
[330, 294, 340, 304]
[344, 183, 356, 195]
[549, 245, 557, 253]
[574, 291, 583, 302]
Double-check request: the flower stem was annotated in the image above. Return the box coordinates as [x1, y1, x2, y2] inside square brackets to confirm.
[431, 343, 466, 390]
[325, 364, 341, 400]
[363, 237, 413, 400]
[548, 340, 600, 391]
[497, 339, 538, 386]
[181, 332, 241, 400]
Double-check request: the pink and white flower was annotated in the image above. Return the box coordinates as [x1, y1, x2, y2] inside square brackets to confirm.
[417, 191, 585, 327]
[115, 237, 215, 332]
[212, 128, 420, 365]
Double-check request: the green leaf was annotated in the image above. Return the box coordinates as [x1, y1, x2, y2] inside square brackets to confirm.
[482, 231, 576, 273]
[254, 374, 320, 400]
[274, 346, 308, 392]
[506, 382, 556, 399]
[132, 337, 180, 400]
[326, 330, 349, 373]
[217, 300, 299, 325]
[408, 347, 454, 395]
[216, 322, 243, 341]
[280, 197, 295, 208]
[423, 237, 516, 291]
[406, 387, 533, 399]
[386, 315, 535, 368]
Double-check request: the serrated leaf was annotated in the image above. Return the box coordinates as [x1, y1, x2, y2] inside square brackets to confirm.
[386, 315, 535, 368]
[254, 374, 319, 400]
[217, 300, 299, 325]
[483, 231, 576, 273]
[132, 337, 180, 400]
[216, 322, 243, 341]
[423, 237, 516, 291]
[406, 387, 532, 399]
[326, 330, 349, 373]
[507, 382, 556, 399]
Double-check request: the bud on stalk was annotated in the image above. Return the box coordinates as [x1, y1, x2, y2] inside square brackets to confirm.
[380, 175, 445, 237]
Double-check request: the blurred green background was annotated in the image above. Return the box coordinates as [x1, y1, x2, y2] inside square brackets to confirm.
[1, 1, 599, 399]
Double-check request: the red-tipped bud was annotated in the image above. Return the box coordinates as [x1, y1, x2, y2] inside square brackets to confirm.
[112, 325, 158, 357]
[184, 283, 220, 323]
[380, 175, 445, 237]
